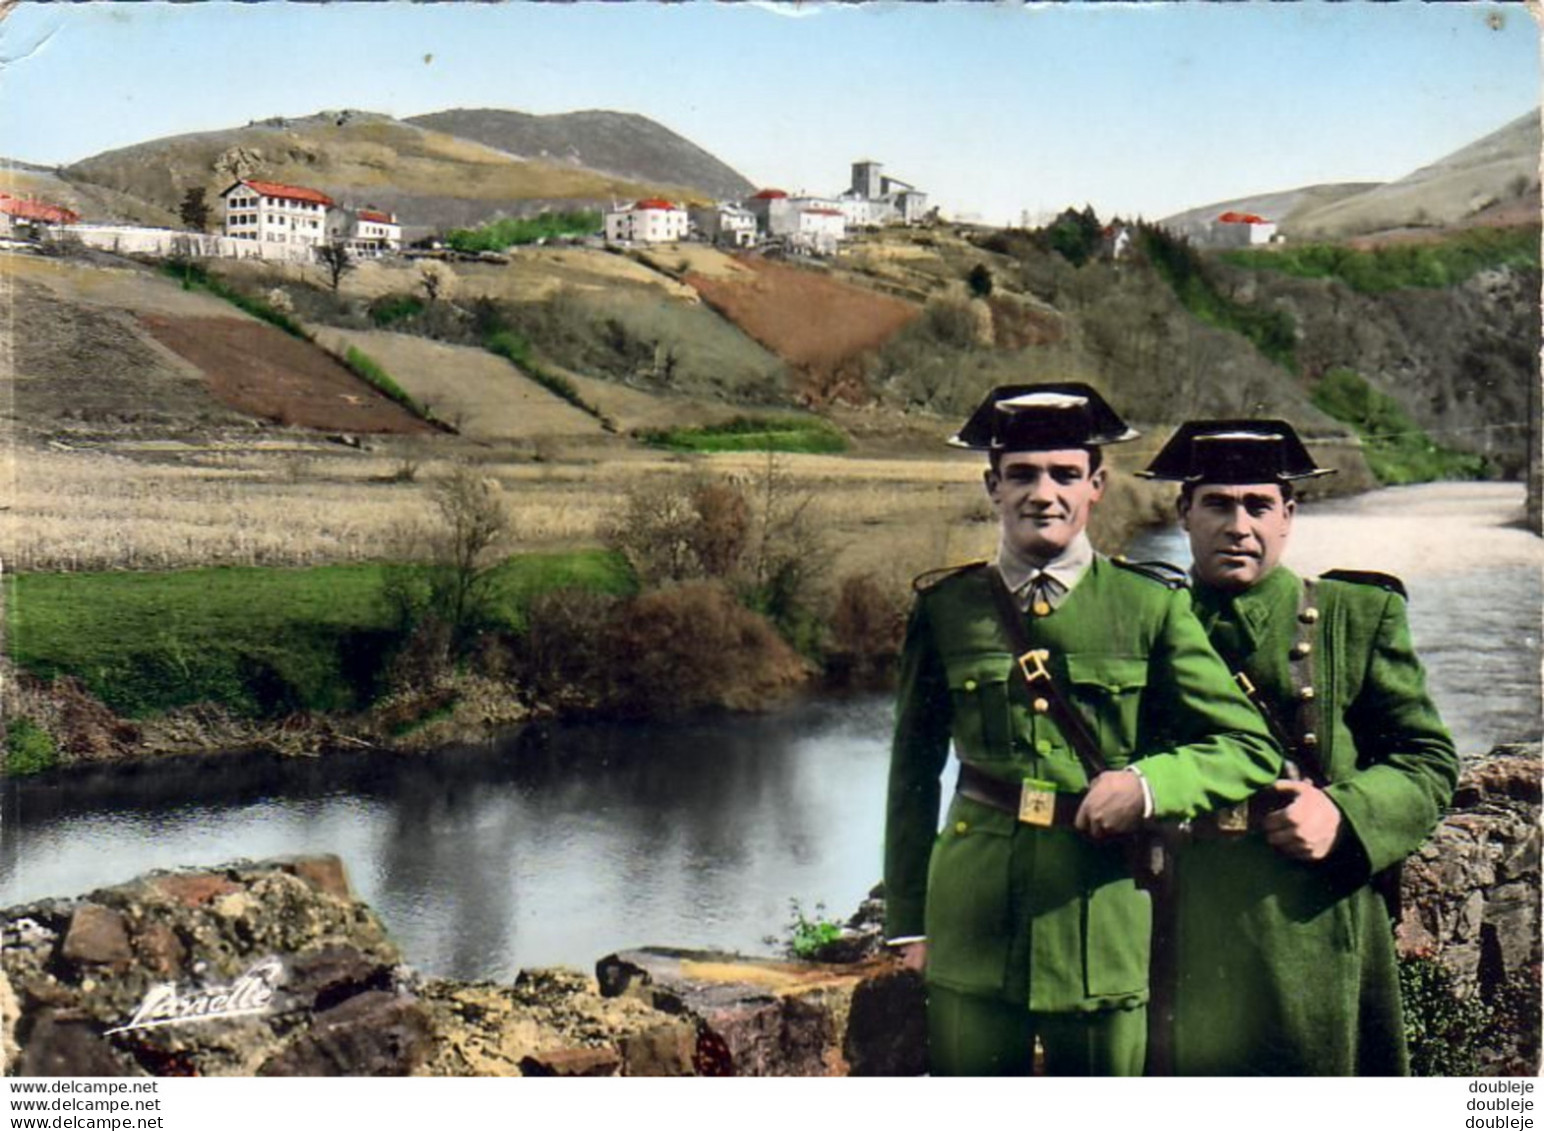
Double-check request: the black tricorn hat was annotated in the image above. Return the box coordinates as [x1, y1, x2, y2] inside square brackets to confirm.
[1138, 419, 1336, 483]
[949, 382, 1139, 451]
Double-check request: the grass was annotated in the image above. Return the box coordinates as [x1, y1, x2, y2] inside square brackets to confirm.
[484, 329, 613, 428]
[6, 551, 635, 718]
[1311, 368, 1488, 484]
[162, 260, 310, 340]
[5, 718, 59, 776]
[339, 345, 448, 430]
[640, 416, 849, 454]
[1223, 227, 1541, 293]
[445, 210, 601, 254]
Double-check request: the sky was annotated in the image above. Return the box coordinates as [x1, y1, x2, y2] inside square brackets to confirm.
[0, 1, 1538, 226]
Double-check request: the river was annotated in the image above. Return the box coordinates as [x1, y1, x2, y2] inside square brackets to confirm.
[1, 482, 1537, 980]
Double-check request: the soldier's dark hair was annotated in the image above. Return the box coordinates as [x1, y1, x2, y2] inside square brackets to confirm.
[1177, 480, 1296, 508]
[988, 445, 1104, 476]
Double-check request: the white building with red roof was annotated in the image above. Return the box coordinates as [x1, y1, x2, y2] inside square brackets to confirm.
[1209, 210, 1279, 248]
[330, 206, 402, 257]
[220, 178, 336, 257]
[0, 193, 80, 239]
[743, 189, 848, 253]
[604, 198, 689, 244]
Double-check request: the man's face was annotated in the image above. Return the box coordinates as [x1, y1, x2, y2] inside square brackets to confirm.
[1179, 482, 1295, 591]
[986, 448, 1106, 561]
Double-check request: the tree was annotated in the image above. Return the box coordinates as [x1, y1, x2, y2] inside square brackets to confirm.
[178, 186, 211, 233]
[316, 238, 354, 293]
[418, 260, 457, 304]
[966, 263, 994, 298]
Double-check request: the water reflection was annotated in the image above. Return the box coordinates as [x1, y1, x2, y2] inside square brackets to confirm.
[0, 695, 906, 980]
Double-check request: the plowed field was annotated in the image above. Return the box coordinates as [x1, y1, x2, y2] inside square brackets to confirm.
[139, 316, 437, 435]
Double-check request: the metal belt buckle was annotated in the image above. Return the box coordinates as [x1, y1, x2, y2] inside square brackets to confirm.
[1018, 778, 1056, 827]
[1214, 802, 1250, 834]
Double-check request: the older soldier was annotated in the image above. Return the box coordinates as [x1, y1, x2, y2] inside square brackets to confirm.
[884, 385, 1281, 1076]
[1141, 421, 1459, 1075]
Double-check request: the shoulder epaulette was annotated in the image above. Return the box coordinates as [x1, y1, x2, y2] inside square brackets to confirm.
[1110, 555, 1190, 590]
[912, 561, 988, 593]
[1319, 569, 1407, 600]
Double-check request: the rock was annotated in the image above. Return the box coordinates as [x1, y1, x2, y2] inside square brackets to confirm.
[258, 991, 432, 1077]
[595, 947, 925, 1076]
[61, 904, 133, 967]
[518, 1046, 621, 1077]
[147, 874, 239, 908]
[279, 855, 352, 901]
[283, 945, 394, 1012]
[17, 1010, 137, 1077]
[615, 1021, 697, 1076]
[131, 921, 186, 977]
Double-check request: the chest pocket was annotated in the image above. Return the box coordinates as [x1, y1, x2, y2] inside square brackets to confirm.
[1065, 654, 1148, 759]
[944, 652, 1015, 764]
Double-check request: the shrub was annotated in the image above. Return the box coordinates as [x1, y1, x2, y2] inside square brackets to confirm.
[639, 416, 848, 455]
[516, 587, 621, 708]
[4, 717, 58, 775]
[1311, 368, 1486, 484]
[444, 210, 600, 253]
[1400, 953, 1492, 1076]
[604, 581, 807, 717]
[826, 572, 908, 681]
[1222, 227, 1541, 293]
[369, 293, 425, 327]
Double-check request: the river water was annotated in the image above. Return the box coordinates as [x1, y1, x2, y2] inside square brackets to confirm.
[1, 483, 1537, 980]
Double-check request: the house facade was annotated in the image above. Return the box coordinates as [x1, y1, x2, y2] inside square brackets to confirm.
[220, 179, 335, 256]
[0, 193, 80, 239]
[604, 198, 689, 244]
[333, 207, 402, 256]
[689, 203, 757, 248]
[1209, 211, 1279, 247]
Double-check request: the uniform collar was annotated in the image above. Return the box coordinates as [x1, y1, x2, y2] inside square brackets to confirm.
[1192, 564, 1300, 658]
[997, 531, 1095, 598]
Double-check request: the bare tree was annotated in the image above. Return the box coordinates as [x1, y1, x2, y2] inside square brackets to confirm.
[418, 260, 457, 304]
[316, 238, 354, 293]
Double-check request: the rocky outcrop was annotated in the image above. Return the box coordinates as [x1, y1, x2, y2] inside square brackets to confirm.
[1, 856, 431, 1077]
[1396, 744, 1540, 1071]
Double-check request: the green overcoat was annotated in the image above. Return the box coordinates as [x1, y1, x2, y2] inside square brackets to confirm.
[884, 556, 1281, 1013]
[1175, 566, 1459, 1075]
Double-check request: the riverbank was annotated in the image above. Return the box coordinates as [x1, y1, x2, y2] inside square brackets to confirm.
[4, 478, 1529, 775]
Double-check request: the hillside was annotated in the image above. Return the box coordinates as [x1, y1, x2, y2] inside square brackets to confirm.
[407, 109, 755, 202]
[1291, 110, 1541, 238]
[59, 110, 697, 233]
[0, 164, 180, 229]
[1163, 110, 1540, 241]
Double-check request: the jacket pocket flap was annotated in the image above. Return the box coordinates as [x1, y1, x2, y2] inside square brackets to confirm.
[943, 652, 1013, 691]
[1065, 654, 1147, 693]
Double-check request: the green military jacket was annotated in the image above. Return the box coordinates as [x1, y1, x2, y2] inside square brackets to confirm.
[1175, 566, 1459, 1075]
[885, 555, 1281, 1013]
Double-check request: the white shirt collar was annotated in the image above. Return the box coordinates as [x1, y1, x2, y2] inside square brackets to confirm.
[996, 531, 1095, 597]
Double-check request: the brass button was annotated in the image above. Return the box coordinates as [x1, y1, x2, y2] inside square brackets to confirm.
[1031, 599, 1051, 617]
[1302, 732, 1319, 747]
[1300, 607, 1320, 624]
[963, 679, 978, 692]
[1291, 642, 1313, 659]
[1298, 685, 1315, 701]
[1032, 697, 1050, 714]
[954, 820, 970, 834]
[1035, 739, 1053, 756]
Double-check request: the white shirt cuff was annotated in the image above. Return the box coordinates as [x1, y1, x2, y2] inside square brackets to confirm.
[1124, 765, 1155, 820]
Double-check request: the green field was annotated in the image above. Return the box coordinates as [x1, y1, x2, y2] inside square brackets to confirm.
[640, 416, 849, 455]
[7, 551, 635, 718]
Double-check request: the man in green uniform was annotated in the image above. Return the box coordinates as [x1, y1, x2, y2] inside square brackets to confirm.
[1140, 420, 1459, 1075]
[884, 385, 1282, 1076]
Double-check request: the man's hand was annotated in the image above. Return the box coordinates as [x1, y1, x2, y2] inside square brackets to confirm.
[1261, 780, 1343, 861]
[1075, 771, 1145, 839]
[894, 940, 927, 972]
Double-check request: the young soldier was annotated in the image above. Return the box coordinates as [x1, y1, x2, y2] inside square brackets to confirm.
[884, 385, 1281, 1076]
[1141, 420, 1459, 1075]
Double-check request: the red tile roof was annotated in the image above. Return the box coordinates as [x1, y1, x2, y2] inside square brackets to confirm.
[1217, 211, 1269, 224]
[632, 198, 679, 211]
[803, 208, 843, 217]
[232, 179, 335, 207]
[0, 193, 79, 225]
[357, 209, 395, 224]
[752, 189, 788, 200]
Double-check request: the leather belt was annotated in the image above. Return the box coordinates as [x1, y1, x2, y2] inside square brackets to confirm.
[1189, 790, 1290, 838]
[956, 762, 1086, 827]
